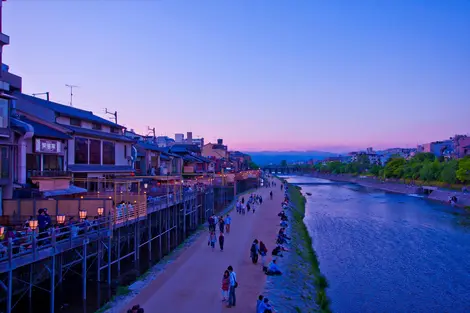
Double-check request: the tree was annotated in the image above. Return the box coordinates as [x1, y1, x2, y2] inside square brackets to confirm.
[280, 160, 288, 167]
[456, 157, 470, 183]
[248, 161, 259, 170]
[440, 160, 458, 184]
[412, 152, 436, 163]
[369, 164, 382, 176]
[384, 157, 406, 178]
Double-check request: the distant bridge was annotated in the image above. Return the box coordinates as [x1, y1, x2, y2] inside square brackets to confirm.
[261, 165, 306, 174]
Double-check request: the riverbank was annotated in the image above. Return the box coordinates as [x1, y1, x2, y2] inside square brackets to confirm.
[264, 180, 330, 312]
[310, 173, 470, 209]
[289, 184, 331, 312]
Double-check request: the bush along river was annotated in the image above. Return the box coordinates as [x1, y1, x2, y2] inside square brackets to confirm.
[285, 175, 470, 313]
[263, 181, 331, 313]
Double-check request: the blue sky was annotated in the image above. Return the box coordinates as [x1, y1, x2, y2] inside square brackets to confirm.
[3, 0, 470, 152]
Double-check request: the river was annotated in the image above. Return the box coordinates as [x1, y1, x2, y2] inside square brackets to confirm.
[285, 176, 470, 313]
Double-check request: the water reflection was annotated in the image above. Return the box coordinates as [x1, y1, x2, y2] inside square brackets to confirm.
[287, 176, 470, 313]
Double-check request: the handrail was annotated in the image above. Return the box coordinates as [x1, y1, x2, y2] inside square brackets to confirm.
[0, 190, 215, 264]
[0, 216, 111, 262]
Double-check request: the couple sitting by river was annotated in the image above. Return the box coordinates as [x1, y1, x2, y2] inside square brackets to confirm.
[126, 304, 144, 313]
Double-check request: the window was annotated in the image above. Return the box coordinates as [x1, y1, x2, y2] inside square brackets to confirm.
[103, 141, 115, 165]
[75, 137, 88, 164]
[70, 118, 82, 126]
[111, 127, 120, 134]
[124, 145, 128, 159]
[92, 123, 102, 130]
[0, 98, 9, 128]
[0, 146, 9, 179]
[43, 155, 64, 171]
[89, 139, 101, 164]
[26, 154, 40, 177]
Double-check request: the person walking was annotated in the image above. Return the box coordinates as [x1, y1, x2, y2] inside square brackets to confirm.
[219, 232, 225, 251]
[221, 270, 230, 302]
[227, 266, 237, 308]
[259, 241, 268, 269]
[219, 216, 225, 234]
[208, 231, 216, 251]
[224, 214, 231, 233]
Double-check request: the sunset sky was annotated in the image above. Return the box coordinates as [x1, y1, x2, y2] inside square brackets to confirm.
[3, 0, 470, 152]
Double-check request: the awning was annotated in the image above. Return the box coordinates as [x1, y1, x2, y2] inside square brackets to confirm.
[43, 185, 88, 197]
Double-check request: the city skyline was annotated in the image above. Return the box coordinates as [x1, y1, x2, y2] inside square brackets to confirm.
[3, 0, 470, 151]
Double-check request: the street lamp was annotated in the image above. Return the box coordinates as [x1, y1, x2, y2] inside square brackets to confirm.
[144, 183, 148, 189]
[79, 209, 87, 220]
[0, 226, 4, 237]
[97, 207, 104, 216]
[30, 219, 39, 231]
[57, 214, 66, 224]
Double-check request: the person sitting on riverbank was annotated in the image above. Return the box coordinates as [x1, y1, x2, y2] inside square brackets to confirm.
[272, 245, 288, 257]
[280, 220, 288, 228]
[258, 297, 275, 313]
[278, 211, 288, 221]
[265, 259, 282, 276]
[257, 295, 264, 312]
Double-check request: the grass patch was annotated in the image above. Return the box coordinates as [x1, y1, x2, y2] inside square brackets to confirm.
[288, 184, 332, 313]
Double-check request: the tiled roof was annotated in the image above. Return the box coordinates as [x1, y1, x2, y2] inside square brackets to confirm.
[68, 164, 134, 173]
[170, 144, 201, 154]
[65, 125, 135, 142]
[14, 92, 123, 128]
[21, 117, 72, 140]
[137, 142, 162, 152]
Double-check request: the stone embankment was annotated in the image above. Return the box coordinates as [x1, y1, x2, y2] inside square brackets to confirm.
[311, 173, 470, 208]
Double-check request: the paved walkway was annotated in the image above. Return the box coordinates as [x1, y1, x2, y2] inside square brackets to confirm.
[120, 178, 283, 313]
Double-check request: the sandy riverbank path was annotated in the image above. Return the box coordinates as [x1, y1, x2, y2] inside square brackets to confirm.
[119, 178, 283, 313]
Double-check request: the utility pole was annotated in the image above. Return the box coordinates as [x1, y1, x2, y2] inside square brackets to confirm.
[105, 108, 118, 124]
[147, 126, 156, 139]
[32, 92, 50, 101]
[65, 84, 78, 106]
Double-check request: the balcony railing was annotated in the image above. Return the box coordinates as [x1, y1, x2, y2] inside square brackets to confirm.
[28, 170, 72, 178]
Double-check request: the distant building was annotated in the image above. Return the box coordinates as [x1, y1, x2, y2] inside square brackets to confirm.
[202, 139, 228, 160]
[422, 140, 453, 158]
[175, 133, 184, 143]
[156, 136, 175, 147]
[451, 135, 470, 158]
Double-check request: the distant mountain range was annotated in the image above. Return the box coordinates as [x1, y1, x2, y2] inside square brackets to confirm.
[244, 150, 340, 166]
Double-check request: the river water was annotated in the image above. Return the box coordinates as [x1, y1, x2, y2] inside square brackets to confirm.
[286, 176, 470, 313]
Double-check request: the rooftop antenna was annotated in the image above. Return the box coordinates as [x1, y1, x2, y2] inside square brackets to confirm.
[65, 84, 78, 106]
[32, 92, 50, 101]
[105, 108, 118, 124]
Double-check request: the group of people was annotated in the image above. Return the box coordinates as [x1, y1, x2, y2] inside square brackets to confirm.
[208, 214, 231, 252]
[235, 193, 263, 215]
[266, 184, 291, 275]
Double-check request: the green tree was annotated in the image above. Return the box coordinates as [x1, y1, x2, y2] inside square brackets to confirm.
[440, 160, 458, 184]
[384, 157, 406, 178]
[412, 152, 436, 163]
[248, 161, 259, 170]
[280, 160, 288, 167]
[369, 164, 382, 176]
[456, 156, 470, 183]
